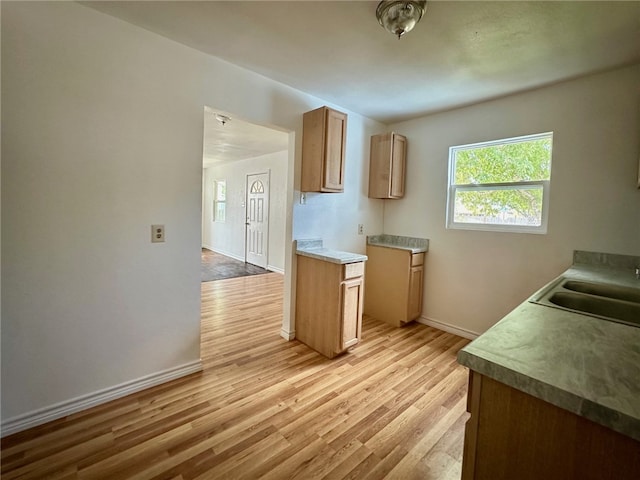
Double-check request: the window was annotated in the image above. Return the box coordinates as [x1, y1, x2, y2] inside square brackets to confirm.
[447, 132, 553, 234]
[250, 180, 264, 193]
[213, 180, 226, 223]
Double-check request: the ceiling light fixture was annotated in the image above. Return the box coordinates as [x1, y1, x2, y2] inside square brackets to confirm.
[215, 114, 231, 126]
[376, 0, 427, 39]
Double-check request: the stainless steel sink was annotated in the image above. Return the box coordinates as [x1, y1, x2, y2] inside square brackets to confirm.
[562, 280, 640, 304]
[547, 292, 640, 325]
[530, 277, 640, 327]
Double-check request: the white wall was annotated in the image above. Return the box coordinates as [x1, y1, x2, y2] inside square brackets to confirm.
[1, 1, 384, 430]
[385, 65, 640, 336]
[202, 151, 289, 272]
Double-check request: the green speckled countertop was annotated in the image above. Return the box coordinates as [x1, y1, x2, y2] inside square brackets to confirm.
[458, 255, 640, 442]
[367, 234, 429, 253]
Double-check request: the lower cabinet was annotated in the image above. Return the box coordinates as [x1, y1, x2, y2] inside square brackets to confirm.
[364, 244, 424, 327]
[295, 255, 364, 358]
[407, 261, 424, 322]
[462, 371, 640, 480]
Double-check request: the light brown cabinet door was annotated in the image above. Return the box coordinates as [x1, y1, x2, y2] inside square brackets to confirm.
[323, 108, 347, 191]
[368, 132, 406, 199]
[301, 106, 347, 193]
[390, 134, 406, 198]
[407, 264, 423, 321]
[341, 276, 363, 350]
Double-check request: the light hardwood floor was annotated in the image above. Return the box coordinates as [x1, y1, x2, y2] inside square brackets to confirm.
[1, 273, 471, 479]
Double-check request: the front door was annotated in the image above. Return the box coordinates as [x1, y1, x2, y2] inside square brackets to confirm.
[245, 172, 269, 269]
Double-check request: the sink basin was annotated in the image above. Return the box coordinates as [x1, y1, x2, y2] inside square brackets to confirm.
[548, 292, 640, 326]
[562, 280, 640, 304]
[530, 276, 640, 327]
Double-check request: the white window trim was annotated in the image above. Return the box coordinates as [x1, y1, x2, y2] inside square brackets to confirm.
[446, 132, 552, 234]
[213, 180, 226, 223]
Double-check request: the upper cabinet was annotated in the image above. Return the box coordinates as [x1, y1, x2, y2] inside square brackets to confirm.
[368, 132, 407, 199]
[301, 106, 348, 193]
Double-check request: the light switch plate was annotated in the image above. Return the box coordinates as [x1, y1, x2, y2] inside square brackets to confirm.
[151, 224, 165, 243]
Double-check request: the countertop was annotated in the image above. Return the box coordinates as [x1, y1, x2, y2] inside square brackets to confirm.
[367, 234, 429, 253]
[295, 239, 367, 265]
[457, 259, 640, 442]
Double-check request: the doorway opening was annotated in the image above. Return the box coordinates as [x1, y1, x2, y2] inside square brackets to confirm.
[201, 106, 289, 282]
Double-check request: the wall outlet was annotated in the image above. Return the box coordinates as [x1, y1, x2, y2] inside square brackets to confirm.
[151, 224, 165, 243]
[358, 224, 364, 235]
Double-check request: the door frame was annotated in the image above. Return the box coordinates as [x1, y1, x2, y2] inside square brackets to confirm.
[244, 170, 270, 268]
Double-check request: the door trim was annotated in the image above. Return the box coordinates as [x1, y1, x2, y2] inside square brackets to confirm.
[245, 170, 270, 268]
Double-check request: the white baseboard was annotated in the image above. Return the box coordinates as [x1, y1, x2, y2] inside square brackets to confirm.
[280, 327, 295, 341]
[267, 265, 284, 274]
[1, 360, 203, 437]
[208, 247, 245, 263]
[417, 316, 479, 340]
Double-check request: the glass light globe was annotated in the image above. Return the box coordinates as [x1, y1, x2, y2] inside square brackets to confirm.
[376, 1, 427, 39]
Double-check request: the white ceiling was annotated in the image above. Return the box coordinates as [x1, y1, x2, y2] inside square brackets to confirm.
[202, 107, 289, 166]
[83, 0, 640, 162]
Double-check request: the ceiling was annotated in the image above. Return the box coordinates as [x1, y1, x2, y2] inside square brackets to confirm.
[202, 107, 288, 166]
[82, 1, 640, 162]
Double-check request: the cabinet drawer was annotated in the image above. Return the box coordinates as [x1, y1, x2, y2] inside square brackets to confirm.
[343, 261, 364, 279]
[411, 253, 425, 267]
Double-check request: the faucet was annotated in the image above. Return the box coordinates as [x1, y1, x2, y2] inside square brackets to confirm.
[636, 266, 640, 280]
